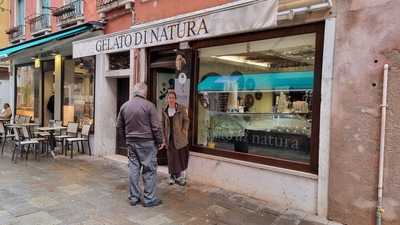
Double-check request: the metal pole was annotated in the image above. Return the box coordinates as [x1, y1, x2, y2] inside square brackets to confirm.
[376, 64, 389, 225]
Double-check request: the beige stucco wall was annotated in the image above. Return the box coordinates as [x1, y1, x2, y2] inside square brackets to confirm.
[0, 0, 10, 48]
[328, 1, 400, 225]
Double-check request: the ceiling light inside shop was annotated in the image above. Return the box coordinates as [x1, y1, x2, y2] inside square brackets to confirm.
[213, 55, 271, 68]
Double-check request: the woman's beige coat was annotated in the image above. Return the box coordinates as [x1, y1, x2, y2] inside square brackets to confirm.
[162, 104, 189, 150]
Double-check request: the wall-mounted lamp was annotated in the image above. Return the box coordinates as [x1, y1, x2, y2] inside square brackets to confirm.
[55, 54, 62, 61]
[34, 58, 41, 68]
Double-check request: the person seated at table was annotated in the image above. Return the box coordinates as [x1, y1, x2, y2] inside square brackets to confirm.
[0, 103, 12, 120]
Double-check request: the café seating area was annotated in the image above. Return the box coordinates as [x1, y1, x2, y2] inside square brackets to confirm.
[0, 115, 92, 163]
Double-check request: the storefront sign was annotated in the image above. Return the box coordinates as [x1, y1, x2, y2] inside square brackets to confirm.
[73, 0, 277, 58]
[246, 129, 310, 152]
[213, 129, 310, 153]
[175, 79, 190, 108]
[174, 49, 193, 108]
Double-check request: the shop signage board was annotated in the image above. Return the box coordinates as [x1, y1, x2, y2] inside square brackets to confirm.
[174, 48, 193, 108]
[73, 0, 278, 58]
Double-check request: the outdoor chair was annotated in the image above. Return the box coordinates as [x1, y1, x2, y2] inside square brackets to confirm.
[1, 122, 15, 156]
[24, 116, 32, 123]
[55, 122, 79, 154]
[20, 126, 48, 160]
[14, 115, 20, 123]
[11, 127, 39, 163]
[15, 115, 24, 124]
[65, 124, 92, 159]
[18, 116, 26, 124]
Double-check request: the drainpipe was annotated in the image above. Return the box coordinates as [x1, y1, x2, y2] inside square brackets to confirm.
[377, 64, 389, 225]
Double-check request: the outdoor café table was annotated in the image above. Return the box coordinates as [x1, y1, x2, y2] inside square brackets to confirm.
[37, 126, 67, 158]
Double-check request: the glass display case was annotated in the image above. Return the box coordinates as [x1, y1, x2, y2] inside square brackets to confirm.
[208, 111, 311, 162]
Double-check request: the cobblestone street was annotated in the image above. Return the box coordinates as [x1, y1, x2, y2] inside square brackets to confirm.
[0, 152, 337, 225]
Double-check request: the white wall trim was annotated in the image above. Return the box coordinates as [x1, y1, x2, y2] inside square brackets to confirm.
[93, 53, 118, 156]
[103, 50, 133, 78]
[317, 17, 336, 218]
[104, 69, 131, 78]
[190, 151, 318, 180]
[129, 49, 134, 99]
[139, 48, 146, 82]
[9, 60, 15, 118]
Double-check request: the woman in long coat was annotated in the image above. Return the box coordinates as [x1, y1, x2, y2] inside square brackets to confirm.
[162, 90, 190, 186]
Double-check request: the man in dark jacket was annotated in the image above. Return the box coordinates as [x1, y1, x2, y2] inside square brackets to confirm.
[117, 82, 164, 207]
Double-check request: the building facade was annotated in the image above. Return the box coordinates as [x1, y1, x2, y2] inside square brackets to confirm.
[1, 0, 134, 133]
[74, 0, 331, 219]
[0, 0, 11, 107]
[74, 0, 399, 225]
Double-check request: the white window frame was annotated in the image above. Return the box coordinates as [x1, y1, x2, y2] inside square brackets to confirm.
[104, 50, 132, 78]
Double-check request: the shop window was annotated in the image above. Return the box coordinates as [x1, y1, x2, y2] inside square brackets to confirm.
[108, 51, 130, 70]
[16, 65, 40, 121]
[194, 31, 321, 172]
[63, 57, 95, 127]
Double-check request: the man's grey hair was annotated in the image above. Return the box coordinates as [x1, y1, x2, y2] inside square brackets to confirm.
[133, 82, 148, 98]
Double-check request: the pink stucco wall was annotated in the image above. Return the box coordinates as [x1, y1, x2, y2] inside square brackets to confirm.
[135, 0, 230, 24]
[24, 0, 36, 40]
[328, 1, 400, 225]
[83, 0, 100, 23]
[103, 8, 132, 34]
[9, 0, 100, 42]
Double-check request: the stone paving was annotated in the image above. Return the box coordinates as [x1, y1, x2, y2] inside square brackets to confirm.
[0, 150, 340, 225]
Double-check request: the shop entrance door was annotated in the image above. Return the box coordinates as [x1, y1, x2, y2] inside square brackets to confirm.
[116, 78, 130, 156]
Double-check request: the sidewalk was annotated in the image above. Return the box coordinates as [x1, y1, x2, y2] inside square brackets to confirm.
[0, 153, 340, 225]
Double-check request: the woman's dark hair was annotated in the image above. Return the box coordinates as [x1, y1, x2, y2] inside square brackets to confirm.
[4, 103, 10, 108]
[167, 89, 177, 98]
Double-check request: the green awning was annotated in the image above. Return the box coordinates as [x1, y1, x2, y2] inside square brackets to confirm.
[0, 23, 99, 59]
[198, 71, 314, 92]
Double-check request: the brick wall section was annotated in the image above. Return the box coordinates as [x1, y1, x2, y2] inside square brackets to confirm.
[135, 0, 231, 24]
[104, 9, 132, 34]
[328, 1, 400, 225]
[83, 0, 100, 23]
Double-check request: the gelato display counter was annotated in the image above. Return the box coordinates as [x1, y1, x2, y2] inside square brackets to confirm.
[207, 112, 311, 162]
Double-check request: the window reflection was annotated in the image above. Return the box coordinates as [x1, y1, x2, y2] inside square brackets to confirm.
[196, 33, 316, 163]
[16, 65, 39, 121]
[108, 51, 130, 70]
[63, 57, 95, 127]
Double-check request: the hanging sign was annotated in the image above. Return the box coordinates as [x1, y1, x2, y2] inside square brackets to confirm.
[73, 0, 278, 58]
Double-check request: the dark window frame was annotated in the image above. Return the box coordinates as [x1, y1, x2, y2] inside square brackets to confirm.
[107, 51, 131, 71]
[189, 22, 324, 174]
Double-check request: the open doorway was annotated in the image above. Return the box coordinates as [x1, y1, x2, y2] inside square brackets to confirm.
[116, 78, 130, 156]
[147, 47, 178, 165]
